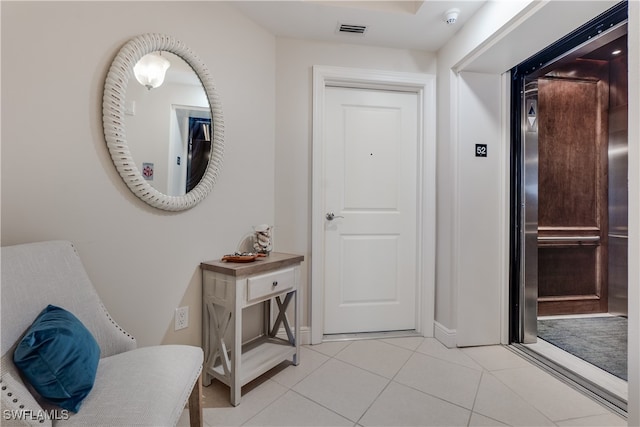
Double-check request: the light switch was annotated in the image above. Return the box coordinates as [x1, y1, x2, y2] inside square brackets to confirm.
[125, 100, 136, 116]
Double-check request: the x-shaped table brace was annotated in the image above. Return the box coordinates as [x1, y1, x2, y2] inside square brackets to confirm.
[205, 290, 297, 383]
[206, 302, 232, 378]
[269, 292, 295, 345]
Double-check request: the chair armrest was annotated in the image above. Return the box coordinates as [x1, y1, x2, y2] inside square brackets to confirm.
[91, 303, 137, 357]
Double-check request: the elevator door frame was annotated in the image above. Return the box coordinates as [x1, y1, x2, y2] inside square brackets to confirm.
[509, 3, 628, 344]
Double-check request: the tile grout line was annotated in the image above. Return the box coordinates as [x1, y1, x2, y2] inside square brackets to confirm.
[466, 370, 485, 427]
[305, 340, 384, 426]
[476, 362, 574, 425]
[354, 377, 394, 426]
[352, 339, 421, 426]
[195, 339, 625, 427]
[390, 349, 484, 414]
[346, 338, 484, 423]
[238, 379, 289, 427]
[464, 370, 514, 427]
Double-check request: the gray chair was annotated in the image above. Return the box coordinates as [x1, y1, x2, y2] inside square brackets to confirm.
[1, 240, 203, 426]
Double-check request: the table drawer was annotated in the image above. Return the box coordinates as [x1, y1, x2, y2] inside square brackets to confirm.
[247, 267, 295, 303]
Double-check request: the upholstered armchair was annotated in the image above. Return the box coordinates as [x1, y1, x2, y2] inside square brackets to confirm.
[1, 241, 203, 426]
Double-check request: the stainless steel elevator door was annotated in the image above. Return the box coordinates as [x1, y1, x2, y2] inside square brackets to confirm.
[520, 78, 539, 343]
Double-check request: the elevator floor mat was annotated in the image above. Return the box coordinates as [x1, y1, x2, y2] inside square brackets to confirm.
[537, 316, 627, 381]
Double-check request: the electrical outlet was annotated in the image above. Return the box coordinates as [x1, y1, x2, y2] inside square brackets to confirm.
[174, 306, 189, 331]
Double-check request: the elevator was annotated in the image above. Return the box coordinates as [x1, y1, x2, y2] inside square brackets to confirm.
[511, 2, 628, 412]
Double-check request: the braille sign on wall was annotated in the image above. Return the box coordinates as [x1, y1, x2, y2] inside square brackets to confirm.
[475, 144, 488, 157]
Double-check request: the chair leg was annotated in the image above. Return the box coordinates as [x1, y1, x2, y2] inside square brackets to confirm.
[188, 373, 203, 427]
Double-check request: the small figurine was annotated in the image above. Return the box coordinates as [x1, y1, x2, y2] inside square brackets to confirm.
[253, 224, 273, 255]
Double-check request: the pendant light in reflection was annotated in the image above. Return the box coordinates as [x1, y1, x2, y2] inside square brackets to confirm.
[133, 53, 171, 90]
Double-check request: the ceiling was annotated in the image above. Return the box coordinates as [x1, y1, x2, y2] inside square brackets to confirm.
[230, 0, 487, 52]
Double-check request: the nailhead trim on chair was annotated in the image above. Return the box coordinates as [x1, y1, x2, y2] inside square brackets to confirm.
[72, 245, 135, 342]
[101, 304, 135, 340]
[3, 380, 46, 423]
[1, 378, 24, 409]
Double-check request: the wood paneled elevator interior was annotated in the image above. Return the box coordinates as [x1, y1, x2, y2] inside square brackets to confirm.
[535, 34, 628, 317]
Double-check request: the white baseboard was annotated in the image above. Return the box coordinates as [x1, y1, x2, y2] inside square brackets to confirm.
[299, 327, 311, 345]
[277, 326, 312, 345]
[434, 321, 457, 348]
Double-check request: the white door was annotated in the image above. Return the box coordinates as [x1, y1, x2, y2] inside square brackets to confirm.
[323, 86, 419, 334]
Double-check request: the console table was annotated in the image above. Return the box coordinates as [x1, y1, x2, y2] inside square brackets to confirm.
[200, 252, 303, 406]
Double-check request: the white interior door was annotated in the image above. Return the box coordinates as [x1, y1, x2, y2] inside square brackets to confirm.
[323, 86, 419, 334]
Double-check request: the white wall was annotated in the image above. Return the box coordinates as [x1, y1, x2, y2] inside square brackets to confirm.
[1, 1, 276, 347]
[273, 37, 436, 330]
[455, 71, 504, 346]
[434, 0, 537, 340]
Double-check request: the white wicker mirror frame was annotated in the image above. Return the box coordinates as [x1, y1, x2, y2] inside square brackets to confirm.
[103, 33, 224, 211]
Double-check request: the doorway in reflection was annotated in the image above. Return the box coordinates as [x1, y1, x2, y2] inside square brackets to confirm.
[186, 117, 212, 193]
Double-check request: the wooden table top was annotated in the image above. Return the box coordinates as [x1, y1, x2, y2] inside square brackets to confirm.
[200, 252, 304, 277]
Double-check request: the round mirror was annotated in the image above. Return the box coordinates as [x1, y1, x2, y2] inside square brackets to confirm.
[103, 33, 224, 211]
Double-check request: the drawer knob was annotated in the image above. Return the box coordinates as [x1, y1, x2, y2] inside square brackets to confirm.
[272, 281, 279, 286]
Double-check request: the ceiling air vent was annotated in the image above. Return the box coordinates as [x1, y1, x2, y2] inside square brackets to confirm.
[337, 23, 368, 36]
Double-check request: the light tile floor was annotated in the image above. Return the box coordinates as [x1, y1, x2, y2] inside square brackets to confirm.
[179, 337, 627, 427]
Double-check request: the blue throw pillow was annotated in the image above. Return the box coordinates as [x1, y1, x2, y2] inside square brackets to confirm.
[13, 305, 100, 412]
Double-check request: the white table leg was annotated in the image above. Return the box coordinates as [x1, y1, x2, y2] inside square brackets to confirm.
[230, 289, 242, 406]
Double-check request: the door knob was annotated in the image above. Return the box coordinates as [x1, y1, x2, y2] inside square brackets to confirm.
[326, 212, 344, 221]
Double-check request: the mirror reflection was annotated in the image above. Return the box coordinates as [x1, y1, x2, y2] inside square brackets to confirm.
[125, 51, 211, 197]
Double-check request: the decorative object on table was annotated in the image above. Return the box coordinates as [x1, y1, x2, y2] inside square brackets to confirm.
[253, 224, 273, 255]
[221, 252, 266, 263]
